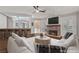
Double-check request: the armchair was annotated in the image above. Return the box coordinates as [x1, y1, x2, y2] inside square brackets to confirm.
[50, 33, 76, 52]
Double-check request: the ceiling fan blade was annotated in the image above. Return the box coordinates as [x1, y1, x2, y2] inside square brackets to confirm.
[39, 10, 46, 13]
[33, 6, 39, 10]
[33, 6, 36, 9]
[33, 6, 46, 13]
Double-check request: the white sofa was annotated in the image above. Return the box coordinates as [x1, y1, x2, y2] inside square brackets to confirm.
[7, 37, 32, 53]
[50, 34, 76, 53]
[7, 32, 76, 53]
[50, 34, 76, 48]
[7, 33, 36, 53]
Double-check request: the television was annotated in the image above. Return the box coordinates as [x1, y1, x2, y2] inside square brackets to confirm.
[48, 17, 59, 24]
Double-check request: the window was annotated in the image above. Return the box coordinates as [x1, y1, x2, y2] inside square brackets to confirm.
[13, 16, 30, 28]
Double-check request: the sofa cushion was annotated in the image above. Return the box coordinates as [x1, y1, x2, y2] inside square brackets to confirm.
[7, 37, 32, 53]
[64, 32, 73, 39]
[11, 33, 35, 52]
[11, 32, 23, 46]
[63, 34, 74, 47]
[12, 32, 20, 39]
[22, 37, 35, 52]
[15, 37, 24, 46]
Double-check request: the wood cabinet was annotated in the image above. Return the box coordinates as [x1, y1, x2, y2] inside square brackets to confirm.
[0, 40, 7, 53]
[0, 29, 31, 53]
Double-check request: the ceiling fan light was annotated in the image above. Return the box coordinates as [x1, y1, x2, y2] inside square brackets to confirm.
[36, 10, 39, 13]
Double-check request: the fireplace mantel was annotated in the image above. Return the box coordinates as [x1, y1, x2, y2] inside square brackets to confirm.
[47, 24, 60, 26]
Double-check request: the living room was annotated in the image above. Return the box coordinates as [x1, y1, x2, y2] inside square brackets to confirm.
[0, 6, 79, 53]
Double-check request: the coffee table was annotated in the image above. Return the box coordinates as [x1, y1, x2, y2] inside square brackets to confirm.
[34, 36, 66, 53]
[34, 36, 51, 53]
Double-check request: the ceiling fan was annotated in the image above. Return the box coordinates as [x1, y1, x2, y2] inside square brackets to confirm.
[33, 6, 46, 13]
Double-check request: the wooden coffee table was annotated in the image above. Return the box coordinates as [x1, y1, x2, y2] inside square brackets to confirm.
[34, 36, 66, 53]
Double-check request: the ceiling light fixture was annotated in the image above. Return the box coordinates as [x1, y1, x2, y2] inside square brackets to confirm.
[33, 6, 46, 13]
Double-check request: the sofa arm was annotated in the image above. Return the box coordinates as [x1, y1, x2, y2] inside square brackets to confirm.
[67, 46, 79, 53]
[7, 37, 32, 53]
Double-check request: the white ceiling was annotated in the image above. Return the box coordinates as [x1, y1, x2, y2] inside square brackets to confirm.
[0, 6, 79, 18]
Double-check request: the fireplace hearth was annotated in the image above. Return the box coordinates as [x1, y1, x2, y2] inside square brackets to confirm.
[49, 30, 58, 36]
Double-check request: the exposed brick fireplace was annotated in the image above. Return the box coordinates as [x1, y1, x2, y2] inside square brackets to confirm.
[47, 24, 61, 36]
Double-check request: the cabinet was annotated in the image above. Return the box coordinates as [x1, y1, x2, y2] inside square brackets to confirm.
[0, 40, 7, 53]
